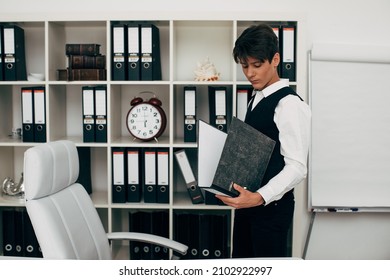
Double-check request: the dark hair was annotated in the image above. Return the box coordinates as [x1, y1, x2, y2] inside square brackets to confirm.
[233, 23, 279, 64]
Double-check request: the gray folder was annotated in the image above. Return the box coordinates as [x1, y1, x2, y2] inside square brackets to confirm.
[209, 117, 276, 197]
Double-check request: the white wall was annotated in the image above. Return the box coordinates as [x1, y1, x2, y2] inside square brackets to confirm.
[2, 0, 390, 258]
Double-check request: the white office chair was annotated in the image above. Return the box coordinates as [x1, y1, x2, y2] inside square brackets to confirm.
[23, 140, 187, 259]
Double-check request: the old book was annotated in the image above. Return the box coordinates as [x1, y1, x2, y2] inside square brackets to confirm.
[68, 69, 106, 81]
[207, 117, 276, 197]
[65, 43, 101, 56]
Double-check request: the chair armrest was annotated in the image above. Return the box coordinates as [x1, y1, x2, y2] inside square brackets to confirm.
[107, 232, 188, 255]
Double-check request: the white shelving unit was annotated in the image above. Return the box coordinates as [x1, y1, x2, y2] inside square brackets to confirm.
[0, 15, 306, 259]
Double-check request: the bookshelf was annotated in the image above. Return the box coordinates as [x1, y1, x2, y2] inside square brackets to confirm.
[0, 15, 306, 259]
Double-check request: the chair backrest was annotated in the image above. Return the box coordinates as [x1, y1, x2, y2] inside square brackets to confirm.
[24, 140, 112, 259]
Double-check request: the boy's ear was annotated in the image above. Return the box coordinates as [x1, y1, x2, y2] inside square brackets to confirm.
[272, 53, 280, 67]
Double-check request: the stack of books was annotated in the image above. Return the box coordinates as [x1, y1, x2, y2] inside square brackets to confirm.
[57, 43, 106, 81]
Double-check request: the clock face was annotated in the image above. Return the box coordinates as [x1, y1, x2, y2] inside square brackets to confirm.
[126, 102, 166, 141]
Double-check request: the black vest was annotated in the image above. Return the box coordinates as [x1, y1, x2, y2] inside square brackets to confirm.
[245, 87, 302, 188]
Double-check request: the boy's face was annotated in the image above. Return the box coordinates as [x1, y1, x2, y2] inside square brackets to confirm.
[240, 53, 280, 91]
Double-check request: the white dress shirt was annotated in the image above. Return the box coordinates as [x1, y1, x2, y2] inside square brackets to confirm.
[250, 80, 311, 205]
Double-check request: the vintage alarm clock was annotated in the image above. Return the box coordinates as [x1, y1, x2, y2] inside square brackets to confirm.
[126, 94, 167, 141]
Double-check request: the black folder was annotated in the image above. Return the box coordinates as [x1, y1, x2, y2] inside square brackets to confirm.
[23, 209, 42, 258]
[128, 211, 142, 259]
[33, 87, 46, 142]
[76, 147, 92, 194]
[211, 213, 229, 258]
[2, 208, 17, 256]
[281, 24, 296, 81]
[82, 86, 95, 142]
[111, 23, 127, 80]
[184, 86, 197, 142]
[208, 117, 276, 197]
[143, 148, 157, 203]
[3, 24, 27, 81]
[140, 23, 161, 80]
[156, 148, 169, 203]
[198, 213, 212, 259]
[127, 23, 141, 80]
[208, 86, 227, 132]
[112, 148, 126, 203]
[94, 86, 107, 143]
[21, 87, 34, 142]
[174, 212, 190, 259]
[174, 149, 204, 204]
[0, 25, 4, 80]
[151, 211, 169, 259]
[126, 148, 142, 202]
[188, 213, 200, 259]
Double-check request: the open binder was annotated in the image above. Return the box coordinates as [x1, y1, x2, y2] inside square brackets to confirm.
[199, 117, 275, 197]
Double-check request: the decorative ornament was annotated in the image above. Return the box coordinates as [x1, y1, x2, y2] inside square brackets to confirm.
[194, 57, 220, 81]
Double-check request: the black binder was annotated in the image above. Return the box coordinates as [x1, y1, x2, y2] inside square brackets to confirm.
[127, 23, 141, 80]
[126, 148, 141, 202]
[140, 23, 161, 80]
[151, 211, 169, 259]
[156, 148, 169, 203]
[208, 86, 227, 132]
[211, 213, 229, 258]
[198, 214, 212, 259]
[143, 148, 157, 203]
[111, 23, 127, 80]
[281, 24, 296, 81]
[128, 211, 142, 259]
[174, 212, 190, 259]
[82, 86, 95, 142]
[209, 117, 276, 197]
[184, 86, 197, 142]
[94, 86, 107, 143]
[2, 208, 17, 256]
[0, 25, 4, 80]
[112, 148, 126, 203]
[188, 213, 200, 259]
[76, 147, 92, 194]
[174, 149, 204, 204]
[33, 87, 46, 142]
[23, 210, 42, 258]
[21, 87, 34, 142]
[13, 208, 24, 256]
[3, 24, 27, 81]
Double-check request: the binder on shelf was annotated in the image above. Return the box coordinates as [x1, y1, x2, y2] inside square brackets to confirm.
[13, 208, 24, 256]
[126, 148, 141, 202]
[173, 212, 190, 259]
[281, 24, 296, 81]
[156, 148, 169, 203]
[111, 24, 127, 80]
[143, 148, 157, 203]
[2, 209, 17, 256]
[184, 86, 197, 142]
[3, 24, 27, 81]
[211, 213, 229, 258]
[188, 213, 200, 259]
[128, 211, 142, 260]
[112, 148, 126, 203]
[94, 86, 107, 143]
[208, 117, 276, 197]
[21, 87, 34, 142]
[198, 213, 212, 259]
[174, 149, 204, 204]
[23, 209, 42, 258]
[127, 23, 141, 80]
[208, 86, 227, 132]
[76, 147, 92, 194]
[152, 211, 169, 259]
[140, 23, 161, 80]
[33, 87, 46, 142]
[82, 86, 95, 142]
[0, 25, 4, 80]
[236, 86, 252, 121]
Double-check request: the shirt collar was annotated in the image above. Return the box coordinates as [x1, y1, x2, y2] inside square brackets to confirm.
[261, 79, 289, 98]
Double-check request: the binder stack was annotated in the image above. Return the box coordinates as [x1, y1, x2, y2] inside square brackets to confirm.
[129, 211, 169, 260]
[2, 208, 42, 258]
[59, 43, 106, 81]
[0, 24, 27, 81]
[111, 22, 161, 81]
[174, 212, 230, 259]
[82, 85, 107, 143]
[21, 86, 46, 143]
[111, 147, 170, 204]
